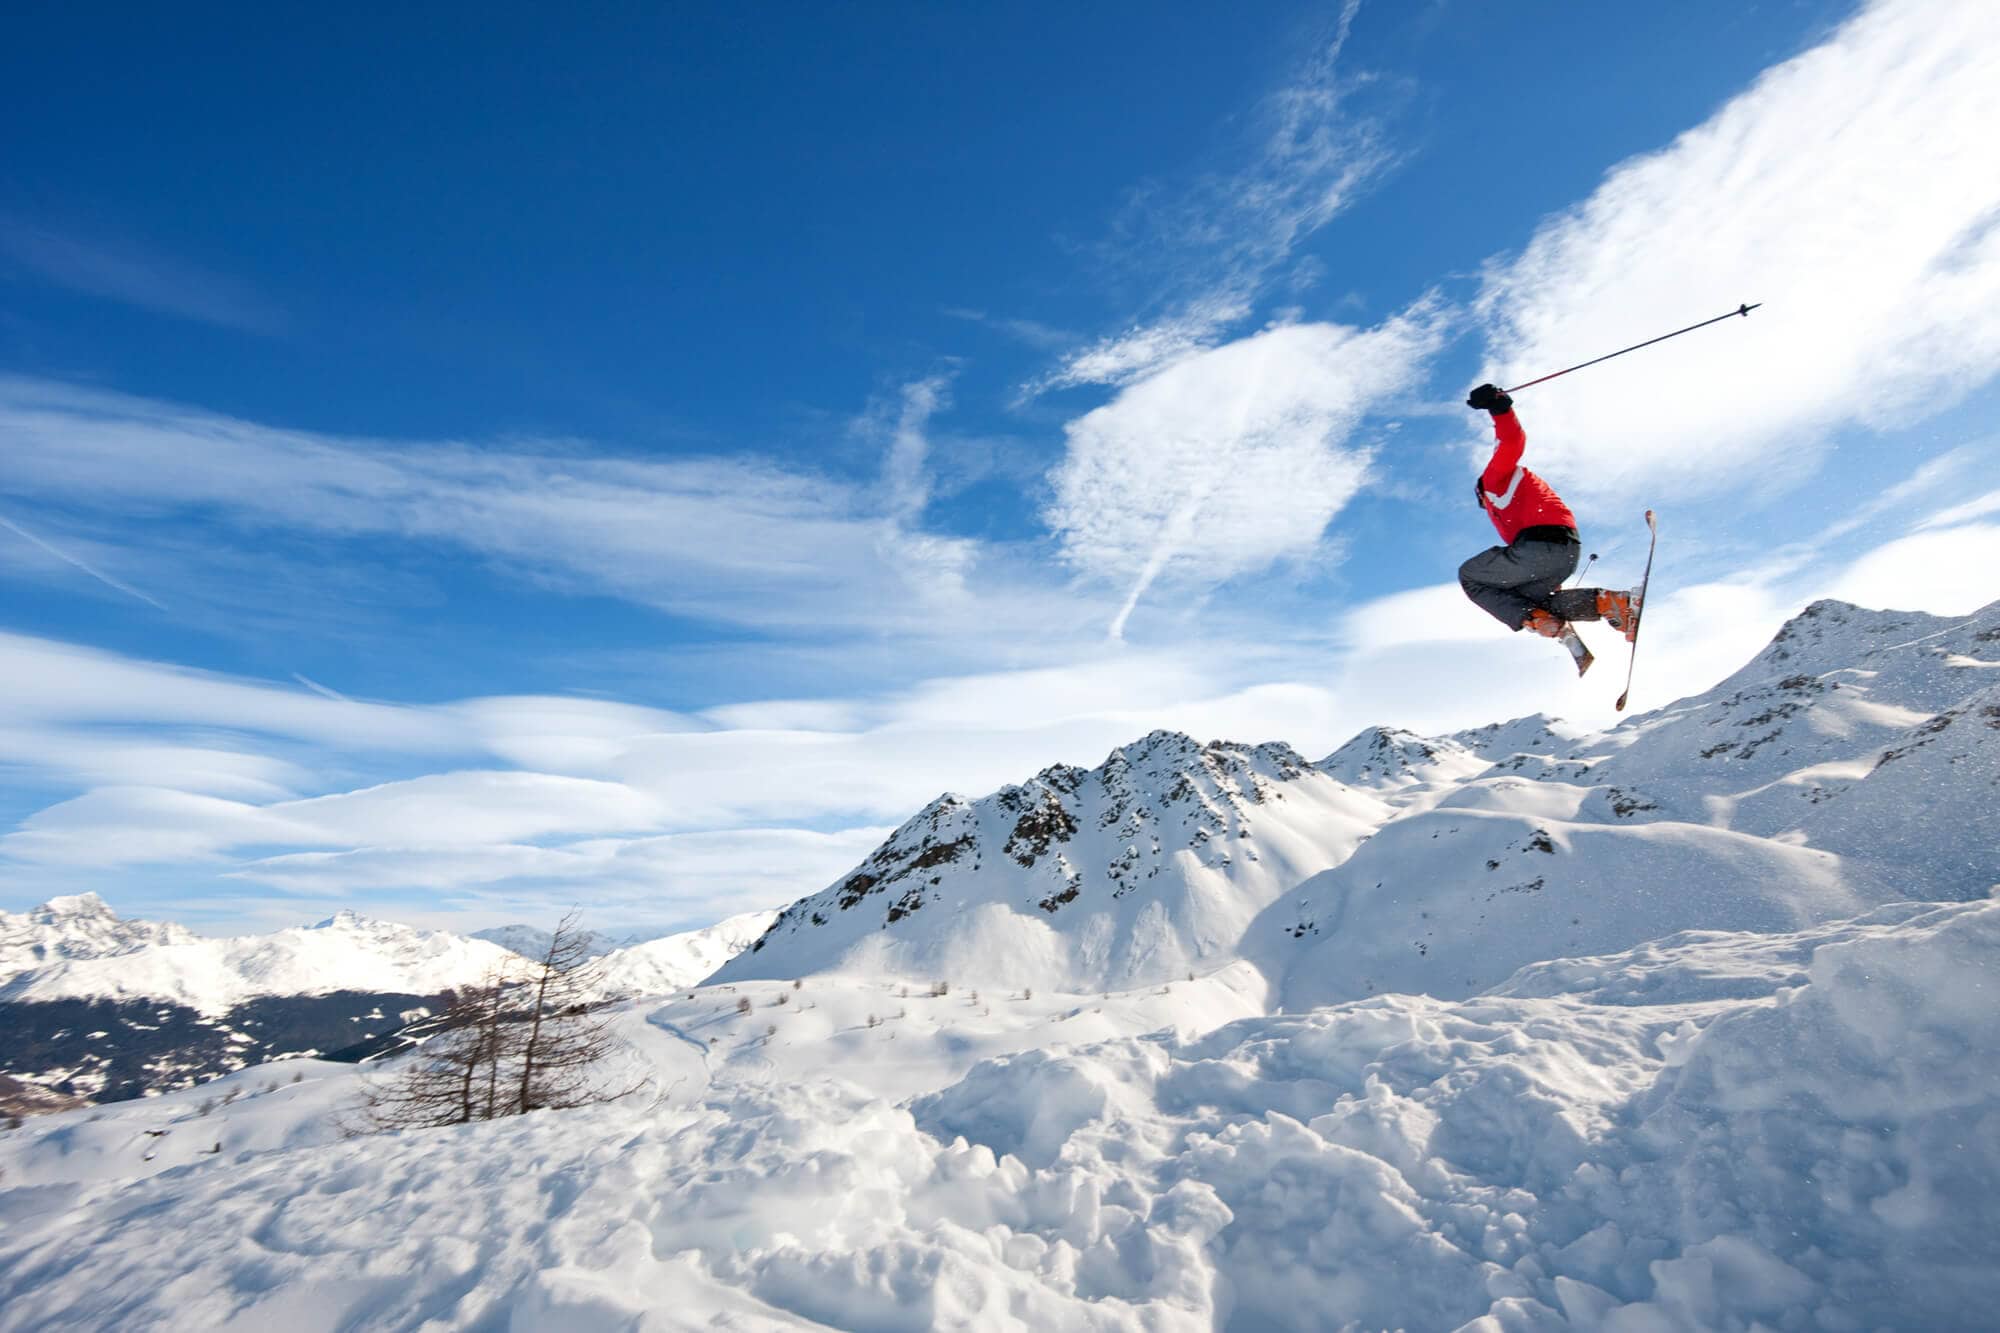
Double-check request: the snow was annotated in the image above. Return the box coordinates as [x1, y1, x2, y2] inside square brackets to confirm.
[595, 909, 782, 997]
[1316, 725, 1489, 805]
[717, 732, 1391, 994]
[470, 921, 623, 959]
[3, 898, 1993, 1330]
[2, 598, 1997, 1329]
[0, 911, 520, 1014]
[0, 893, 196, 981]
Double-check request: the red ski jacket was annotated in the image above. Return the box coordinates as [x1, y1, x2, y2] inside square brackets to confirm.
[1479, 409, 1577, 544]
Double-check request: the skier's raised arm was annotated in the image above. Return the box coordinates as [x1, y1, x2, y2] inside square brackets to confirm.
[1466, 383, 1521, 500]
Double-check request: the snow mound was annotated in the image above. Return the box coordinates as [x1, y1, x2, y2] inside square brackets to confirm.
[5, 900, 1992, 1329]
[1252, 768, 1885, 1009]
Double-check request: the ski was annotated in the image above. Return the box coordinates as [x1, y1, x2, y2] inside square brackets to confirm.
[1614, 510, 1659, 711]
[1561, 626, 1594, 677]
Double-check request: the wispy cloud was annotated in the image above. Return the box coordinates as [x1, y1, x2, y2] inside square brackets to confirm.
[0, 377, 1088, 647]
[1475, 0, 2000, 504]
[0, 215, 284, 333]
[1046, 300, 1448, 636]
[0, 512, 169, 611]
[1034, 0, 1399, 393]
[940, 308, 1075, 350]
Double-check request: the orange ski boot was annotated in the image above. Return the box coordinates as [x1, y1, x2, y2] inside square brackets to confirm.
[1525, 609, 1594, 675]
[1523, 609, 1567, 638]
[1597, 589, 1641, 642]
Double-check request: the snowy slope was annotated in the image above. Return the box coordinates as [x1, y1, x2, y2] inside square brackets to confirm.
[1800, 677, 2000, 896]
[715, 731, 1391, 993]
[2, 898, 1991, 1330]
[1254, 598, 2000, 1009]
[0, 893, 196, 981]
[595, 909, 779, 996]
[0, 910, 518, 1015]
[1574, 599, 2000, 833]
[1254, 767, 1885, 1009]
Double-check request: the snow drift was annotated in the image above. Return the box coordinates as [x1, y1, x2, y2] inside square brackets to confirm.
[2, 899, 1992, 1330]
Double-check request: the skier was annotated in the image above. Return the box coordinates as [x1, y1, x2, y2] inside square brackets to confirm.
[1459, 383, 1636, 671]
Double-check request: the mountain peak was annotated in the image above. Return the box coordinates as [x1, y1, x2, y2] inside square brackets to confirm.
[2, 896, 198, 984]
[722, 726, 1390, 990]
[1319, 726, 1484, 796]
[38, 892, 114, 919]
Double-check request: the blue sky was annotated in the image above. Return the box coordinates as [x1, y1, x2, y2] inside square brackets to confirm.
[5, 0, 1999, 936]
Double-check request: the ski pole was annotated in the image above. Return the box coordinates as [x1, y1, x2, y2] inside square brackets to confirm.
[1565, 553, 1598, 590]
[1505, 303, 1760, 394]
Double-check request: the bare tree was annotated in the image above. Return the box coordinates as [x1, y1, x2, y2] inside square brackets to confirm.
[357, 964, 516, 1131]
[511, 910, 632, 1114]
[358, 912, 635, 1129]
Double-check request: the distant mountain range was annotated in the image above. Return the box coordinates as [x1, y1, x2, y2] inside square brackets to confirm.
[0, 899, 775, 1105]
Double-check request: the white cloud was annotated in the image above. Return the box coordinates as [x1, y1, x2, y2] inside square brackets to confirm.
[0, 728, 310, 801]
[1476, 0, 2000, 504]
[0, 377, 1011, 640]
[233, 826, 890, 920]
[6, 771, 665, 867]
[1047, 306, 1446, 635]
[1915, 487, 2000, 533]
[1036, 293, 1255, 393]
[1035, 0, 1397, 393]
[1829, 522, 2000, 616]
[879, 377, 949, 523]
[0, 629, 463, 753]
[1336, 582, 1499, 650]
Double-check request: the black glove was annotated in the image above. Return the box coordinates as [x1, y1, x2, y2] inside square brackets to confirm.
[1466, 383, 1513, 415]
[1473, 478, 1487, 510]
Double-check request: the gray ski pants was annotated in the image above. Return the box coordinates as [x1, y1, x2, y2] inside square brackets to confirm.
[1459, 534, 1602, 630]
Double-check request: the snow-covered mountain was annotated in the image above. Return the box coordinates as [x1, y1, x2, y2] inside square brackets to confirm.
[472, 913, 782, 994]
[1315, 725, 1486, 801]
[0, 899, 783, 1105]
[716, 731, 1391, 992]
[718, 598, 2000, 1013]
[0, 909, 520, 1015]
[595, 909, 779, 996]
[471, 922, 622, 961]
[0, 892, 196, 980]
[1256, 597, 2000, 1008]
